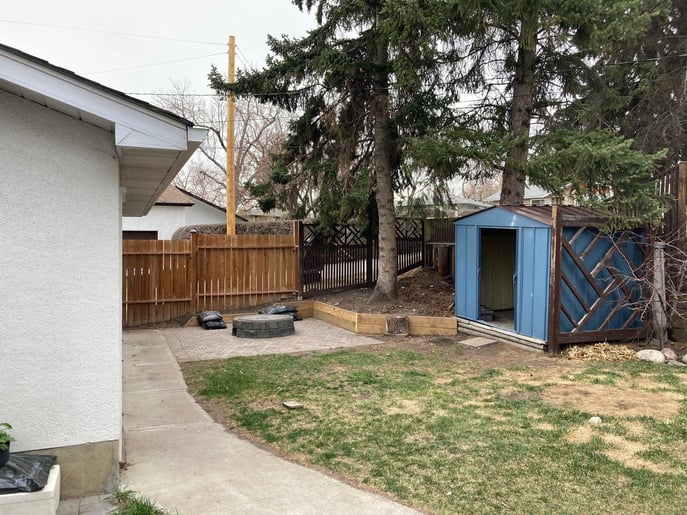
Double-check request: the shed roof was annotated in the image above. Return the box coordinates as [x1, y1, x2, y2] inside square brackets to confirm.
[457, 205, 616, 227]
[0, 43, 207, 217]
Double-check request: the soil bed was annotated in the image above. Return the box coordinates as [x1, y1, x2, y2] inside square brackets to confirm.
[318, 267, 455, 318]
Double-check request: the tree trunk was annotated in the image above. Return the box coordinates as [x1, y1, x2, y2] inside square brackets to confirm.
[369, 12, 398, 303]
[500, 8, 538, 206]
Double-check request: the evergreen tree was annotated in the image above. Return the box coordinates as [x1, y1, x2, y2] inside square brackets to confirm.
[411, 0, 666, 222]
[565, 0, 684, 163]
[210, 0, 463, 302]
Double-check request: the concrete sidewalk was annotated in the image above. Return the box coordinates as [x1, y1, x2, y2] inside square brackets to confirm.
[119, 325, 419, 514]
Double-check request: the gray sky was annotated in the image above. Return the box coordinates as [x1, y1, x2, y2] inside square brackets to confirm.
[2, 1, 314, 98]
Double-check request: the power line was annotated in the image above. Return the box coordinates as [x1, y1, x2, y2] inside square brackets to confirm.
[235, 45, 255, 70]
[86, 52, 226, 75]
[0, 18, 227, 46]
[607, 53, 687, 66]
[129, 92, 220, 97]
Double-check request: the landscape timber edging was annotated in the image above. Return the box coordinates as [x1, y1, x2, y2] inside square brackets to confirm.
[185, 300, 459, 336]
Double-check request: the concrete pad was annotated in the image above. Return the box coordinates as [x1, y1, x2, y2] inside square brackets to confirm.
[124, 329, 168, 346]
[461, 336, 498, 348]
[123, 362, 185, 392]
[121, 326, 419, 514]
[123, 342, 174, 367]
[57, 495, 114, 515]
[123, 424, 416, 515]
[123, 389, 213, 431]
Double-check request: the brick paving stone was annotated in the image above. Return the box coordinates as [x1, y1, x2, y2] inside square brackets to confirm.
[163, 318, 384, 362]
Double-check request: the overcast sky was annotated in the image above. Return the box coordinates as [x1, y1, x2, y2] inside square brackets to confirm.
[2, 0, 315, 99]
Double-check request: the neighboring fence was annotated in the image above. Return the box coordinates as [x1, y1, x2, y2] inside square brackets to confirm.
[657, 163, 687, 239]
[424, 218, 455, 271]
[657, 162, 687, 338]
[299, 218, 424, 297]
[123, 231, 298, 327]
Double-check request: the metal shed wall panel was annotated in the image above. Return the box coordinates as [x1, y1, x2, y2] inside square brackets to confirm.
[454, 224, 479, 320]
[455, 206, 646, 346]
[516, 226, 551, 339]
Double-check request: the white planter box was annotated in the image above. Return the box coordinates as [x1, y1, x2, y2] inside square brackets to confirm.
[0, 465, 60, 515]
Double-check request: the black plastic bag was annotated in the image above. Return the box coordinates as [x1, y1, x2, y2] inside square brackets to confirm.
[196, 311, 227, 329]
[0, 454, 56, 493]
[197, 311, 223, 324]
[203, 320, 227, 330]
[258, 305, 302, 321]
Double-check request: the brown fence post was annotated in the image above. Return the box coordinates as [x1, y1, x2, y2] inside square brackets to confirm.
[366, 232, 374, 288]
[189, 231, 198, 314]
[295, 220, 303, 299]
[548, 205, 563, 354]
[678, 161, 687, 248]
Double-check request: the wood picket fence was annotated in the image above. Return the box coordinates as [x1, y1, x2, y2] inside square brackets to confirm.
[122, 230, 298, 327]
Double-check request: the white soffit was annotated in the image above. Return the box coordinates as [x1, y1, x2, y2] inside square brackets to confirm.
[0, 44, 207, 217]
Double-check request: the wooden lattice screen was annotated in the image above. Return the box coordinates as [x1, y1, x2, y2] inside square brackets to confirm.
[549, 209, 647, 352]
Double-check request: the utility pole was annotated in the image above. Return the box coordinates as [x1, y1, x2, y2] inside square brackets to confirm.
[226, 35, 236, 235]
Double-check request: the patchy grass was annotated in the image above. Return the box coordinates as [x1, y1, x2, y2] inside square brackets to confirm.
[182, 347, 687, 514]
[106, 488, 173, 515]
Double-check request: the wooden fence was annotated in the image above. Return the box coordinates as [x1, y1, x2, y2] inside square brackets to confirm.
[123, 231, 298, 327]
[424, 218, 455, 269]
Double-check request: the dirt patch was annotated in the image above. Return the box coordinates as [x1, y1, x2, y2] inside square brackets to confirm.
[319, 268, 455, 317]
[543, 383, 682, 420]
[566, 423, 677, 474]
[386, 399, 423, 415]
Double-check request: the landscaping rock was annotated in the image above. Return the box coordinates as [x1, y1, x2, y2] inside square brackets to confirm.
[682, 354, 687, 364]
[667, 360, 686, 367]
[635, 349, 666, 364]
[589, 416, 602, 425]
[662, 348, 678, 361]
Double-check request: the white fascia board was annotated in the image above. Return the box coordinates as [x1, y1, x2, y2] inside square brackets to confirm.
[188, 126, 207, 144]
[137, 132, 205, 214]
[0, 51, 188, 151]
[115, 124, 184, 152]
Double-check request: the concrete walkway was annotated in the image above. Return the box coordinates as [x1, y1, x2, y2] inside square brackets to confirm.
[119, 322, 419, 514]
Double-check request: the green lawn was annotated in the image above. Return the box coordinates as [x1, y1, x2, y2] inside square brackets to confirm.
[182, 343, 687, 514]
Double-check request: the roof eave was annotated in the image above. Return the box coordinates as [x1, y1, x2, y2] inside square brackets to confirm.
[0, 43, 208, 217]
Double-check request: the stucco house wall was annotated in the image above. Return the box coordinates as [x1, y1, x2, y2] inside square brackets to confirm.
[123, 204, 189, 239]
[122, 188, 227, 239]
[184, 197, 226, 227]
[0, 41, 205, 499]
[0, 89, 122, 493]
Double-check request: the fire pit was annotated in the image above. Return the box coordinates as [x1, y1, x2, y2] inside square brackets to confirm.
[232, 314, 295, 338]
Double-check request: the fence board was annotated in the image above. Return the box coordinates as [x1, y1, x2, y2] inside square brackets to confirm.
[123, 239, 192, 327]
[122, 232, 298, 327]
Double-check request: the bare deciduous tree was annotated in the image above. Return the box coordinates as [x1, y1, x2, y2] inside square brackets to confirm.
[606, 229, 687, 349]
[461, 177, 501, 202]
[154, 80, 290, 211]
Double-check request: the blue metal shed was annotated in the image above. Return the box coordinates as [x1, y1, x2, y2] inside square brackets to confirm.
[454, 206, 646, 351]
